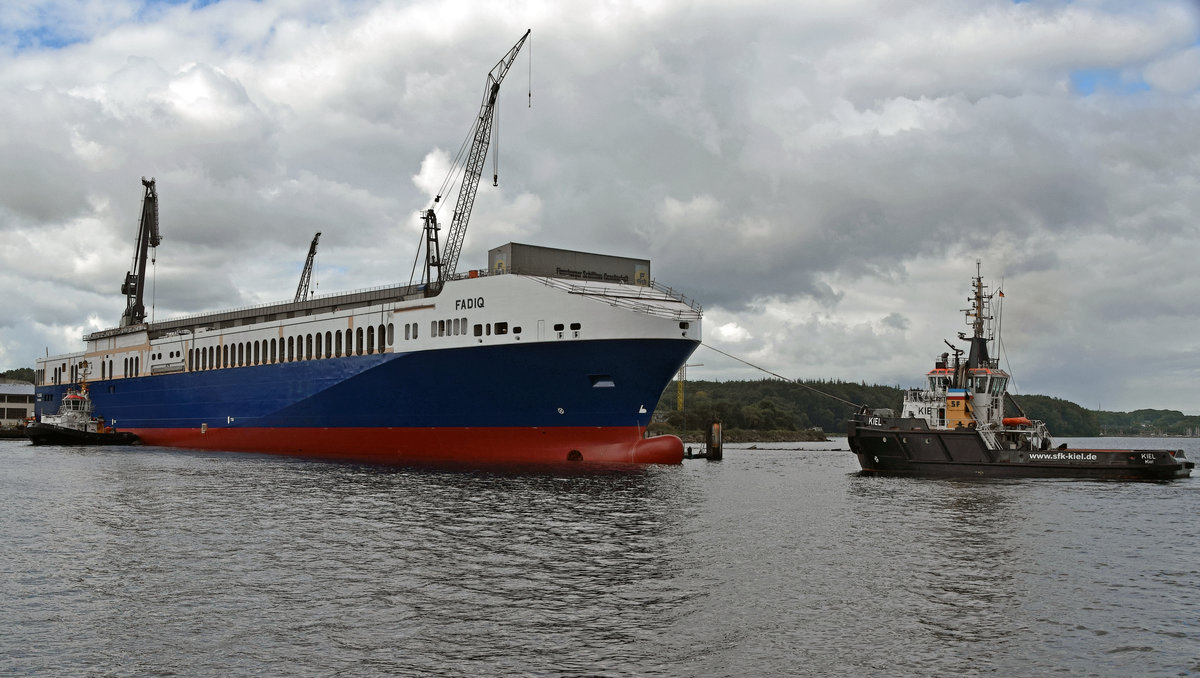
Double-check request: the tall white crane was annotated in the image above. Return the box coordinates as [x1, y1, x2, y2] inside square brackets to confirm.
[423, 29, 530, 292]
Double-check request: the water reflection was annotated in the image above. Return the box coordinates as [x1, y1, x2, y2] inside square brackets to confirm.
[4, 441, 1198, 677]
[9, 447, 704, 675]
[846, 477, 1030, 672]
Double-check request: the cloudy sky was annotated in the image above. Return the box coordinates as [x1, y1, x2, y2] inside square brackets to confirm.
[1, 0, 1198, 413]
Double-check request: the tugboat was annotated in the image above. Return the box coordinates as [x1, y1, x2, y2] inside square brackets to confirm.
[847, 263, 1193, 480]
[25, 383, 139, 446]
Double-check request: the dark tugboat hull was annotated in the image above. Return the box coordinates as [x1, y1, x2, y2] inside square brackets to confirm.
[25, 423, 139, 446]
[848, 419, 1192, 481]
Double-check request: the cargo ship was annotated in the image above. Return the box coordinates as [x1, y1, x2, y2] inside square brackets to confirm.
[31, 31, 703, 465]
[847, 263, 1192, 480]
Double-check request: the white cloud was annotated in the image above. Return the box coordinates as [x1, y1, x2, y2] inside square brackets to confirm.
[1144, 45, 1200, 92]
[712, 322, 751, 343]
[1, 0, 1199, 414]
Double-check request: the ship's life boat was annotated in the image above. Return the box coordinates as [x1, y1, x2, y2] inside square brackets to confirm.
[1002, 417, 1032, 427]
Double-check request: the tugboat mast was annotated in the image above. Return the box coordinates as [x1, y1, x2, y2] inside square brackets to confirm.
[961, 259, 995, 369]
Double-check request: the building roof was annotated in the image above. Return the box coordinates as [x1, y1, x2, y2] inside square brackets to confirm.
[0, 381, 34, 395]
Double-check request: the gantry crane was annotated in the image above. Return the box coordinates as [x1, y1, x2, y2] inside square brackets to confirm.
[295, 231, 321, 302]
[423, 29, 530, 292]
[119, 177, 162, 327]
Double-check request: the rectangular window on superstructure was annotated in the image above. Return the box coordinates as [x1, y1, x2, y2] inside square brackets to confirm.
[387, 323, 394, 346]
[494, 322, 508, 335]
[367, 326, 375, 354]
[335, 331, 342, 357]
[315, 332, 322, 359]
[473, 324, 483, 337]
[405, 323, 411, 341]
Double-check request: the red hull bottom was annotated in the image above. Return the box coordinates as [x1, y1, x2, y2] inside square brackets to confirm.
[126, 426, 685, 465]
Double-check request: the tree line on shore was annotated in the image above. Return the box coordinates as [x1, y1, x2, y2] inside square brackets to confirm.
[0, 368, 34, 383]
[653, 379, 1200, 438]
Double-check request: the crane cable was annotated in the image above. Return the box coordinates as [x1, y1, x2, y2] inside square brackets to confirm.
[700, 342, 863, 409]
[431, 114, 478, 217]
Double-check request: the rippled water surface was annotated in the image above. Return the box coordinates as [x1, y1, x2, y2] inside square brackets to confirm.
[2, 437, 1198, 676]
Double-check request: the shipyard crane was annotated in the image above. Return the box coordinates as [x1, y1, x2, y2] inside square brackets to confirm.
[295, 231, 321, 302]
[423, 29, 530, 292]
[119, 177, 162, 327]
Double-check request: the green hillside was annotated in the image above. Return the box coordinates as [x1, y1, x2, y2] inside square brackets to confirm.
[654, 379, 1198, 438]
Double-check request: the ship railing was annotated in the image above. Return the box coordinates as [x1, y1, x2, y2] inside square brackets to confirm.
[523, 275, 703, 320]
[87, 281, 426, 341]
[84, 266, 702, 339]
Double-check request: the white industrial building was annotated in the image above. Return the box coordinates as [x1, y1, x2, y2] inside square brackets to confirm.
[1, 380, 34, 426]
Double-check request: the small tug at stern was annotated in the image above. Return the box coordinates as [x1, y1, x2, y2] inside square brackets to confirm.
[847, 263, 1192, 480]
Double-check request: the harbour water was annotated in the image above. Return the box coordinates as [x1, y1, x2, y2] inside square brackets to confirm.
[2, 436, 1198, 676]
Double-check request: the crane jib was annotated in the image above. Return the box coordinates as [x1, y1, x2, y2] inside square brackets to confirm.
[120, 177, 161, 327]
[427, 29, 531, 286]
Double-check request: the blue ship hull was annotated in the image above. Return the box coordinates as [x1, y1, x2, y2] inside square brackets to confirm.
[36, 337, 699, 464]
